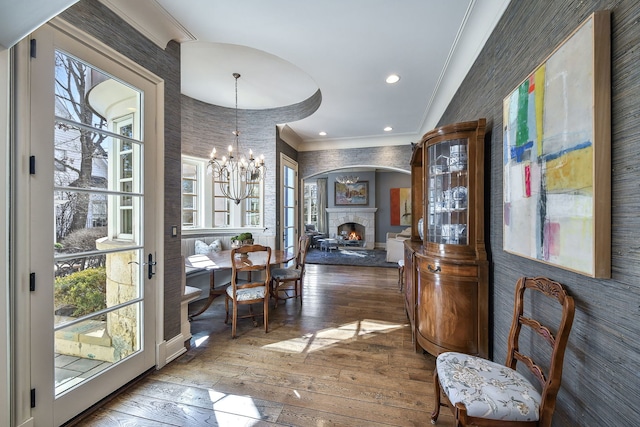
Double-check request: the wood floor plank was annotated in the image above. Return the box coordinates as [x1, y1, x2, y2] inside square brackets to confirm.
[276, 405, 394, 427]
[79, 408, 177, 426]
[67, 264, 454, 427]
[103, 390, 277, 426]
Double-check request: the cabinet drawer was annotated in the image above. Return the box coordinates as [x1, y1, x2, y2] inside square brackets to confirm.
[415, 256, 478, 277]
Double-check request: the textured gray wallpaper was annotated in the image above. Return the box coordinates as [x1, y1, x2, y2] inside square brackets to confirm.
[438, 1, 640, 425]
[61, 0, 183, 340]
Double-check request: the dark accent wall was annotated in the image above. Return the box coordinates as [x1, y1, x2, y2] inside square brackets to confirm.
[375, 171, 411, 240]
[60, 0, 183, 340]
[438, 1, 640, 425]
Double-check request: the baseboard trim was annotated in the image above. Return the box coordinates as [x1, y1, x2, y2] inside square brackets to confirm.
[156, 334, 187, 368]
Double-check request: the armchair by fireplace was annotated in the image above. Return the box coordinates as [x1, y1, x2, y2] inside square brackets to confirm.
[305, 224, 326, 248]
[386, 228, 411, 262]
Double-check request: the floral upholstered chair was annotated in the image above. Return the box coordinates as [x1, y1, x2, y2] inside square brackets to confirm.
[431, 276, 575, 427]
[225, 244, 271, 338]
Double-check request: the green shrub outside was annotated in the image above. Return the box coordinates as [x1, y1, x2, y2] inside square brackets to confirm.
[54, 267, 107, 317]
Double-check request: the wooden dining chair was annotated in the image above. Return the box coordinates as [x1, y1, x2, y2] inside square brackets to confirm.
[431, 276, 575, 427]
[225, 244, 271, 338]
[270, 234, 310, 308]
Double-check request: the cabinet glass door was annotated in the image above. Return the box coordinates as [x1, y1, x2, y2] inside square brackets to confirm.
[426, 138, 469, 245]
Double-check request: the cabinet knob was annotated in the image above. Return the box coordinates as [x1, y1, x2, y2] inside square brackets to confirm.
[427, 264, 441, 273]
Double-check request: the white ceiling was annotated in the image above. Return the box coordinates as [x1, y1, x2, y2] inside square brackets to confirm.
[99, 0, 510, 150]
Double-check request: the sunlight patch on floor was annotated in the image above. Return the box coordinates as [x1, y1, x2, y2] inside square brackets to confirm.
[263, 319, 406, 354]
[209, 390, 262, 425]
[193, 333, 210, 347]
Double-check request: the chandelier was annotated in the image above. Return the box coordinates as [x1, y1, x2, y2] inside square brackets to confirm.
[336, 175, 359, 184]
[208, 73, 266, 205]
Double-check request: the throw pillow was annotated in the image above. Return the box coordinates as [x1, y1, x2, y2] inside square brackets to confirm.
[194, 239, 222, 254]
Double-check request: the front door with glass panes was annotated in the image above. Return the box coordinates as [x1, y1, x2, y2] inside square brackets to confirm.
[25, 23, 160, 426]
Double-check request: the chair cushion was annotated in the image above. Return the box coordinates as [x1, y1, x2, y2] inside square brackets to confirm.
[271, 267, 302, 281]
[436, 352, 541, 422]
[226, 285, 266, 301]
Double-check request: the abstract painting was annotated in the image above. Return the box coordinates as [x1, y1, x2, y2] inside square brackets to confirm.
[390, 188, 411, 226]
[503, 11, 611, 278]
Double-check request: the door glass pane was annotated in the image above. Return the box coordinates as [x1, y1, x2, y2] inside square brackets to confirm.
[55, 50, 141, 135]
[54, 302, 141, 395]
[54, 124, 141, 192]
[53, 49, 144, 396]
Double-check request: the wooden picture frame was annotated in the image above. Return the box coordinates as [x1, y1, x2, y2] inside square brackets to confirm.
[335, 181, 368, 206]
[502, 11, 611, 278]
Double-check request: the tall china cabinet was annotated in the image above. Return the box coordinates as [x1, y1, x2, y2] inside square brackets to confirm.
[404, 119, 488, 358]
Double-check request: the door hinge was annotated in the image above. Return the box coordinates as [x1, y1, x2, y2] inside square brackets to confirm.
[30, 388, 36, 408]
[29, 272, 35, 292]
[30, 39, 36, 58]
[29, 156, 35, 175]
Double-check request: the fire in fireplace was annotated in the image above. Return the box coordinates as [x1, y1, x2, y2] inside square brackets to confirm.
[338, 222, 365, 242]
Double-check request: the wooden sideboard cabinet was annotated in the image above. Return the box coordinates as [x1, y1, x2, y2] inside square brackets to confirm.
[404, 119, 488, 358]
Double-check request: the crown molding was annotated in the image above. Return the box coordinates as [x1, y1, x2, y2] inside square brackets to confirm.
[99, 0, 196, 48]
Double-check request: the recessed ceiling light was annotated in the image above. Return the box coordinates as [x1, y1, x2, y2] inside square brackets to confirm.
[319, 131, 327, 136]
[386, 74, 400, 84]
[384, 126, 393, 132]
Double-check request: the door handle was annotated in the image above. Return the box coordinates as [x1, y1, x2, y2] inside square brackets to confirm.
[147, 253, 157, 279]
[427, 264, 441, 273]
[128, 253, 157, 279]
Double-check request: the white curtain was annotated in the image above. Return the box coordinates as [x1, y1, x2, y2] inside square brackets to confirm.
[317, 178, 328, 234]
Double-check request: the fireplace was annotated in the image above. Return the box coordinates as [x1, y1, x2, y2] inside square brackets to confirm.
[338, 222, 364, 242]
[326, 207, 377, 249]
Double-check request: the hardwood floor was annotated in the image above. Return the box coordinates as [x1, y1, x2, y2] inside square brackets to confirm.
[68, 264, 455, 426]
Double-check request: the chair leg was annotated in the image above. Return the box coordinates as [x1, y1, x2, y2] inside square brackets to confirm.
[249, 305, 258, 326]
[272, 279, 280, 308]
[224, 295, 230, 324]
[264, 295, 269, 333]
[231, 302, 238, 338]
[454, 402, 469, 426]
[300, 278, 303, 304]
[431, 368, 442, 424]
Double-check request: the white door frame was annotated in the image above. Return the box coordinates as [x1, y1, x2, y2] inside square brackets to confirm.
[280, 154, 298, 254]
[12, 19, 165, 427]
[0, 47, 10, 427]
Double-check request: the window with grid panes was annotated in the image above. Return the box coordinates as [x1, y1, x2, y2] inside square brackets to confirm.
[181, 155, 262, 230]
[244, 178, 261, 226]
[304, 182, 318, 227]
[182, 162, 198, 228]
[212, 172, 231, 227]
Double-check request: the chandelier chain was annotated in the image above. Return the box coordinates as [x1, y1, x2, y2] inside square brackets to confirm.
[208, 73, 265, 205]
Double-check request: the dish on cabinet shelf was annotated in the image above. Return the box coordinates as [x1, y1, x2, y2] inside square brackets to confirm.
[442, 224, 467, 244]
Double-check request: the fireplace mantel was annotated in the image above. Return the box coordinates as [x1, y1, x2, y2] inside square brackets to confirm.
[326, 207, 377, 249]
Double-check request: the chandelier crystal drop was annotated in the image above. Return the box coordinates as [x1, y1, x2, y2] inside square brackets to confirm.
[208, 73, 266, 205]
[336, 175, 359, 185]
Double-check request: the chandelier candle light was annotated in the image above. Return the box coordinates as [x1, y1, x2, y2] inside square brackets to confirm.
[209, 73, 266, 205]
[335, 175, 359, 184]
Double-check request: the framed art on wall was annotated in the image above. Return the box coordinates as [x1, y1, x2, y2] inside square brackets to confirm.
[335, 181, 368, 206]
[390, 187, 411, 226]
[502, 11, 611, 278]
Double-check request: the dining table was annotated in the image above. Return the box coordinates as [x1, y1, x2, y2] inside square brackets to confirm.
[186, 248, 295, 319]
